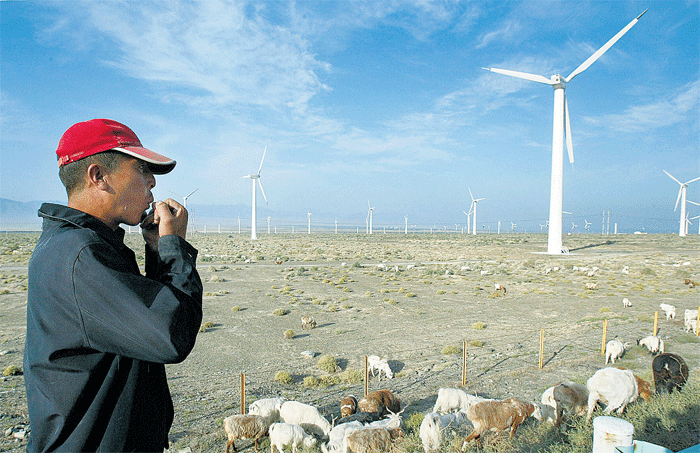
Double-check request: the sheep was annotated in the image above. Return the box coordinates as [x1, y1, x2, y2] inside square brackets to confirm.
[366, 356, 393, 380]
[539, 386, 557, 425]
[345, 427, 394, 453]
[340, 395, 358, 417]
[419, 411, 471, 452]
[432, 388, 489, 414]
[605, 339, 628, 364]
[279, 401, 332, 438]
[358, 390, 401, 418]
[637, 335, 664, 355]
[659, 303, 676, 320]
[223, 414, 270, 453]
[621, 266, 630, 274]
[321, 421, 363, 453]
[494, 283, 506, 294]
[684, 308, 698, 333]
[460, 398, 542, 449]
[586, 367, 638, 421]
[269, 422, 317, 453]
[248, 397, 285, 424]
[652, 353, 689, 394]
[366, 408, 404, 431]
[301, 315, 317, 330]
[585, 282, 599, 290]
[622, 298, 632, 307]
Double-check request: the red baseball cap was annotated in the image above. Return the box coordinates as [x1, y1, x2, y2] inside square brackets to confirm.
[56, 119, 176, 174]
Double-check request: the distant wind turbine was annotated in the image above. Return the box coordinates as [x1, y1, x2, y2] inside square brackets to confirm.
[171, 188, 199, 209]
[484, 10, 646, 254]
[242, 146, 268, 240]
[367, 201, 374, 235]
[469, 188, 484, 235]
[511, 221, 516, 233]
[307, 211, 311, 234]
[571, 221, 578, 232]
[584, 219, 591, 232]
[664, 170, 700, 236]
[404, 216, 408, 234]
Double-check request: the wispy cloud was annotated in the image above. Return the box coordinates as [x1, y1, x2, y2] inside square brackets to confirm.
[584, 80, 700, 133]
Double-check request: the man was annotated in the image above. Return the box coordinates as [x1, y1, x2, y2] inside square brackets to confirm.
[24, 119, 203, 452]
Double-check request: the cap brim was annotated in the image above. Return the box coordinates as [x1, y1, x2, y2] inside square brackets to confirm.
[113, 146, 176, 174]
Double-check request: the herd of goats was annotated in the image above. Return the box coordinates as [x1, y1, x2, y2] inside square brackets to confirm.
[220, 347, 690, 453]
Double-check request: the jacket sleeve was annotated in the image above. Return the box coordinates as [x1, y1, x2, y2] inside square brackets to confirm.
[72, 235, 203, 364]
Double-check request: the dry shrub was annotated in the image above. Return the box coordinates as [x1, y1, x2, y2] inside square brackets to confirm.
[317, 355, 338, 373]
[284, 329, 295, 339]
[441, 345, 461, 355]
[274, 371, 293, 384]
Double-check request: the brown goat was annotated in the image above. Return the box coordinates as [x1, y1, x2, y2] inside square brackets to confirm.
[461, 398, 541, 449]
[340, 395, 358, 417]
[358, 389, 401, 417]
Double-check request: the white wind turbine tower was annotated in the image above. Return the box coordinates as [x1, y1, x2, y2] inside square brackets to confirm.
[511, 221, 517, 233]
[584, 219, 591, 232]
[664, 170, 700, 237]
[307, 211, 311, 235]
[463, 206, 474, 234]
[242, 146, 268, 240]
[404, 216, 408, 234]
[367, 201, 374, 235]
[469, 188, 484, 235]
[484, 10, 646, 254]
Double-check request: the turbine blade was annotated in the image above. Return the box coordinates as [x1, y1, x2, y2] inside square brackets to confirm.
[674, 188, 682, 211]
[565, 96, 574, 165]
[258, 146, 267, 175]
[566, 10, 647, 82]
[258, 179, 268, 204]
[685, 176, 700, 185]
[469, 187, 475, 202]
[185, 188, 199, 198]
[664, 170, 682, 185]
[483, 67, 553, 85]
[688, 200, 700, 206]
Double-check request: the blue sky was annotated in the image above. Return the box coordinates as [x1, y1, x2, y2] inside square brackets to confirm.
[1, 0, 699, 233]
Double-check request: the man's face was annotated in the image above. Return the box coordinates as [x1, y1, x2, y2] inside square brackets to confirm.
[107, 157, 156, 227]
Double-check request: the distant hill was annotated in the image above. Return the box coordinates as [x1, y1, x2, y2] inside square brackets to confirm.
[0, 198, 44, 230]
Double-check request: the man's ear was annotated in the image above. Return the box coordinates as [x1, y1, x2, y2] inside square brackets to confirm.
[86, 163, 108, 189]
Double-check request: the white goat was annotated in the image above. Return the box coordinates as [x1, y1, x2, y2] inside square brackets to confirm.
[301, 315, 317, 330]
[685, 308, 699, 333]
[419, 411, 471, 452]
[660, 303, 676, 320]
[586, 367, 639, 421]
[269, 422, 317, 453]
[432, 388, 489, 414]
[622, 298, 632, 307]
[321, 421, 363, 453]
[542, 381, 589, 427]
[605, 339, 628, 364]
[248, 397, 285, 424]
[637, 335, 664, 355]
[461, 398, 542, 449]
[279, 401, 332, 438]
[366, 355, 393, 380]
[223, 414, 270, 453]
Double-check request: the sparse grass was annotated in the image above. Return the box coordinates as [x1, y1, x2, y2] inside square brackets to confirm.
[469, 340, 484, 347]
[472, 322, 487, 330]
[199, 321, 216, 333]
[273, 308, 290, 316]
[441, 345, 461, 355]
[284, 329, 295, 339]
[317, 355, 338, 373]
[231, 305, 242, 311]
[3, 365, 22, 376]
[274, 371, 293, 384]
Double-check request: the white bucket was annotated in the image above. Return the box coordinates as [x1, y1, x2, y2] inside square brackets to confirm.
[592, 416, 634, 453]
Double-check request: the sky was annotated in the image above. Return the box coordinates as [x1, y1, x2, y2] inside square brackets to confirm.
[1, 0, 699, 234]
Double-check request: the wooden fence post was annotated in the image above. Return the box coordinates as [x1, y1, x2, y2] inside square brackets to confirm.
[364, 355, 369, 397]
[654, 311, 659, 336]
[539, 329, 545, 369]
[462, 339, 468, 386]
[601, 319, 608, 355]
[240, 372, 246, 414]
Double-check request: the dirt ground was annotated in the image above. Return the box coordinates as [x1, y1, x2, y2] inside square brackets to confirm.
[1, 232, 698, 452]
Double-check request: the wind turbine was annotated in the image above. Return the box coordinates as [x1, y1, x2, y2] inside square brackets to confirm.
[571, 221, 578, 232]
[242, 146, 268, 240]
[463, 206, 474, 234]
[484, 10, 646, 254]
[171, 188, 199, 209]
[469, 188, 484, 235]
[367, 201, 374, 235]
[664, 170, 700, 236]
[511, 221, 517, 233]
[584, 219, 591, 232]
[404, 216, 408, 234]
[307, 211, 311, 234]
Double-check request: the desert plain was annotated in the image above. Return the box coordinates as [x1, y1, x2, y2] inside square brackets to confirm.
[0, 231, 698, 452]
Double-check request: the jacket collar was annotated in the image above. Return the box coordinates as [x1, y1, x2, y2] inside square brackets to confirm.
[38, 203, 127, 248]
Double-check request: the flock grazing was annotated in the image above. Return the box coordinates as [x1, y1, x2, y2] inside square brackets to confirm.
[223, 351, 690, 453]
[219, 266, 696, 452]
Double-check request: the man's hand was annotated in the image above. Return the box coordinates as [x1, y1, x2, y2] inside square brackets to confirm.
[141, 199, 188, 250]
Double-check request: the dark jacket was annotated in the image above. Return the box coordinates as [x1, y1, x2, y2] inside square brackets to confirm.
[24, 203, 203, 452]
